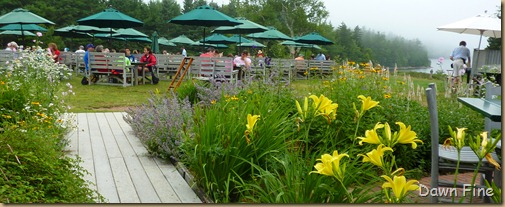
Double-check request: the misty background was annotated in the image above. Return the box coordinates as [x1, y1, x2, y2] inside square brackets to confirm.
[176, 0, 501, 59]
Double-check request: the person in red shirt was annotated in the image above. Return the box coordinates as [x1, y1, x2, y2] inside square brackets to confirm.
[199, 47, 215, 57]
[139, 46, 159, 84]
[48, 43, 60, 63]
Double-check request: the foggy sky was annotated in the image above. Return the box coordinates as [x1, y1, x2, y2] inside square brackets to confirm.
[175, 0, 501, 58]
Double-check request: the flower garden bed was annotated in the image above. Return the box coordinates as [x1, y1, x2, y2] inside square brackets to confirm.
[124, 64, 488, 203]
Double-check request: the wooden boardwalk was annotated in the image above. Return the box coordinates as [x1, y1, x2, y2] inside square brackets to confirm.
[64, 112, 201, 203]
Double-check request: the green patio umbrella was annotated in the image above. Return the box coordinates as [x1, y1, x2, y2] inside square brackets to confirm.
[159, 37, 176, 46]
[111, 28, 148, 38]
[168, 5, 242, 48]
[0, 23, 47, 32]
[151, 31, 160, 54]
[281, 40, 322, 49]
[169, 35, 196, 45]
[247, 26, 292, 41]
[213, 17, 268, 52]
[0, 30, 36, 36]
[229, 34, 252, 43]
[192, 41, 228, 48]
[294, 32, 333, 45]
[54, 26, 93, 38]
[77, 6, 144, 43]
[199, 33, 236, 44]
[0, 8, 55, 45]
[237, 40, 265, 48]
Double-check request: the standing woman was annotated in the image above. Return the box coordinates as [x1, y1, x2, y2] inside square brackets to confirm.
[48, 43, 60, 63]
[139, 46, 159, 84]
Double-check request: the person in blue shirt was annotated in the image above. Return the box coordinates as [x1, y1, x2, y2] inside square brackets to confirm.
[83, 44, 94, 71]
[449, 41, 471, 92]
[125, 48, 135, 62]
[315, 53, 326, 60]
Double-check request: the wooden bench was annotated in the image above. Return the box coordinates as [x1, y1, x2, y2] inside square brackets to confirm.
[87, 52, 134, 87]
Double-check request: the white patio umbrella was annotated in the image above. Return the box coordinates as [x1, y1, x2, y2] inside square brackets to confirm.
[437, 14, 501, 78]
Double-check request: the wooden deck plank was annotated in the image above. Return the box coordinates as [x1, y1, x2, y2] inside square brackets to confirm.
[122, 155, 161, 203]
[76, 113, 96, 191]
[87, 113, 120, 203]
[109, 157, 141, 203]
[66, 112, 201, 203]
[138, 156, 181, 203]
[95, 113, 123, 159]
[154, 158, 201, 203]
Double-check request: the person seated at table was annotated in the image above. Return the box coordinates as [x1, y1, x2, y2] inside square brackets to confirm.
[315, 53, 326, 60]
[47, 43, 60, 63]
[200, 47, 216, 57]
[139, 46, 159, 84]
[125, 48, 135, 63]
[233, 50, 252, 80]
[295, 54, 304, 60]
[75, 45, 85, 53]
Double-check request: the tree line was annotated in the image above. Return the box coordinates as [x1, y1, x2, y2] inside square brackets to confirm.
[0, 0, 442, 67]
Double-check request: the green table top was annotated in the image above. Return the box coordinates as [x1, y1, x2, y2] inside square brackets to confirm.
[457, 97, 502, 122]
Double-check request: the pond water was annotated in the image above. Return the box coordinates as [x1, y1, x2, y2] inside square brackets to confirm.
[400, 58, 453, 74]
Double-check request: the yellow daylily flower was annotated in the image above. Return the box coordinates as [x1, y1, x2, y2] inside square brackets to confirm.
[395, 122, 423, 149]
[381, 175, 419, 202]
[357, 122, 384, 145]
[359, 144, 393, 167]
[246, 114, 260, 132]
[357, 95, 379, 113]
[311, 150, 349, 181]
[309, 95, 338, 121]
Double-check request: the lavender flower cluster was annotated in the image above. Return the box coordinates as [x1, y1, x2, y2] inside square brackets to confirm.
[123, 92, 193, 161]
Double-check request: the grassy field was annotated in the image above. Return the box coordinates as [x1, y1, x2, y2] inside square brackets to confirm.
[64, 72, 446, 113]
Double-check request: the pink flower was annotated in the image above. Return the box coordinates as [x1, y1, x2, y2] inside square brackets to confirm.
[438, 57, 444, 63]
[36, 32, 42, 37]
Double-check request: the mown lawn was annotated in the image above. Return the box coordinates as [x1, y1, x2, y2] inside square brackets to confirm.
[64, 72, 446, 112]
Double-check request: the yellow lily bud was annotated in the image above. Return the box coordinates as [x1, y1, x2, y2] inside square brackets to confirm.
[480, 131, 488, 148]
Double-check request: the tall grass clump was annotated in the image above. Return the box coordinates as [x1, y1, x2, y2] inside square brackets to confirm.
[0, 52, 102, 203]
[181, 80, 295, 202]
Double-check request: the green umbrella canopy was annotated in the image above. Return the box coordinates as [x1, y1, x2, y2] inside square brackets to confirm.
[54, 25, 93, 38]
[168, 5, 241, 27]
[159, 37, 177, 46]
[0, 8, 55, 25]
[199, 33, 236, 44]
[212, 17, 268, 34]
[192, 41, 228, 48]
[151, 31, 160, 53]
[294, 32, 333, 45]
[281, 40, 322, 49]
[228, 34, 252, 43]
[65, 25, 114, 33]
[77, 7, 143, 28]
[0, 23, 47, 32]
[169, 35, 196, 45]
[237, 40, 265, 48]
[111, 28, 148, 38]
[247, 26, 292, 40]
[0, 30, 36, 36]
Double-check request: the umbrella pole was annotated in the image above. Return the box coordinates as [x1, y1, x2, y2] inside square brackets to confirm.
[238, 34, 242, 54]
[203, 27, 206, 50]
[21, 24, 25, 47]
[471, 31, 484, 81]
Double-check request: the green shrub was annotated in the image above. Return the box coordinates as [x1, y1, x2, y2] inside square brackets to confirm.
[0, 52, 102, 203]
